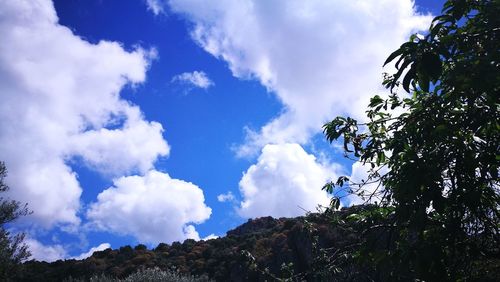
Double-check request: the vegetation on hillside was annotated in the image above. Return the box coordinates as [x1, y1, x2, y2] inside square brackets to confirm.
[15, 207, 378, 281]
[13, 204, 500, 281]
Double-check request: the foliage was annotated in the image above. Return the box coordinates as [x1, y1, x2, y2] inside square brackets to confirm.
[323, 0, 499, 280]
[0, 161, 31, 280]
[64, 267, 211, 282]
[16, 211, 373, 281]
[123, 267, 210, 282]
[14, 207, 500, 281]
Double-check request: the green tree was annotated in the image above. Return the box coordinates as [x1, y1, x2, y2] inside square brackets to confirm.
[323, 0, 499, 280]
[0, 161, 31, 279]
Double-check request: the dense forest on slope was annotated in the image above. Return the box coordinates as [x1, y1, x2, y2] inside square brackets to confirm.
[14, 206, 369, 281]
[12, 205, 500, 281]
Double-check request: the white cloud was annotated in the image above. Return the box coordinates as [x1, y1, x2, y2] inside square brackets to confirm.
[145, 0, 166, 15]
[171, 70, 214, 89]
[182, 225, 201, 241]
[167, 0, 432, 156]
[0, 0, 169, 227]
[238, 143, 339, 218]
[87, 170, 212, 244]
[202, 234, 218, 240]
[73, 243, 111, 260]
[25, 239, 111, 262]
[217, 191, 235, 203]
[162, 0, 431, 219]
[25, 238, 67, 262]
[70, 106, 170, 176]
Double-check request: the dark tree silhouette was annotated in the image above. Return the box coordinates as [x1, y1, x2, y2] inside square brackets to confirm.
[323, 0, 499, 280]
[0, 161, 31, 279]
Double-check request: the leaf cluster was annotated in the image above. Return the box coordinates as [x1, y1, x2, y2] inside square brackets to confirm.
[322, 0, 500, 280]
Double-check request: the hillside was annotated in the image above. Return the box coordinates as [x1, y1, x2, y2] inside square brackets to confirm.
[14, 206, 370, 282]
[11, 204, 500, 281]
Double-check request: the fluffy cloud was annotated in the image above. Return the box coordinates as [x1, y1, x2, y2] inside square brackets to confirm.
[26, 239, 111, 262]
[73, 243, 111, 260]
[171, 71, 214, 89]
[238, 143, 339, 218]
[70, 106, 169, 176]
[0, 0, 169, 227]
[167, 0, 432, 156]
[87, 170, 212, 244]
[162, 0, 432, 216]
[25, 238, 67, 262]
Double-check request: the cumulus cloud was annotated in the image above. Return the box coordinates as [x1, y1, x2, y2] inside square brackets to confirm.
[26, 239, 111, 262]
[171, 71, 214, 89]
[238, 143, 339, 218]
[87, 170, 212, 244]
[0, 0, 169, 227]
[73, 243, 111, 260]
[25, 238, 67, 262]
[159, 0, 433, 217]
[70, 106, 169, 176]
[167, 0, 432, 156]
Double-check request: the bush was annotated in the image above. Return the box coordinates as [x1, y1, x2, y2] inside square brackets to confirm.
[64, 268, 211, 282]
[123, 268, 210, 282]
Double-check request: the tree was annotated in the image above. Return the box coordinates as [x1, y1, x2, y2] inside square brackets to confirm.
[323, 0, 499, 280]
[0, 161, 31, 279]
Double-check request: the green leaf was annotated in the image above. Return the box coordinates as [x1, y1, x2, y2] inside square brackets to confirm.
[369, 95, 384, 107]
[418, 72, 430, 92]
[376, 152, 386, 166]
[322, 182, 334, 193]
[329, 197, 341, 210]
[421, 52, 442, 80]
[402, 64, 416, 93]
[336, 176, 349, 187]
[389, 59, 412, 90]
[383, 48, 404, 66]
[346, 213, 364, 222]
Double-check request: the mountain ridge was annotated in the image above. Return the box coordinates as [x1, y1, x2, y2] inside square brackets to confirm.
[15, 206, 369, 281]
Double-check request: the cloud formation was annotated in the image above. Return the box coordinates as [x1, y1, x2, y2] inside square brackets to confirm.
[0, 0, 213, 252]
[87, 170, 212, 244]
[25, 238, 67, 262]
[0, 0, 170, 228]
[171, 71, 214, 90]
[168, 0, 432, 156]
[238, 143, 339, 218]
[73, 243, 111, 260]
[26, 239, 111, 262]
[162, 0, 433, 214]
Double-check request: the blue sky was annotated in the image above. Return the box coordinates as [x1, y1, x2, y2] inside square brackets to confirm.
[1, 0, 443, 261]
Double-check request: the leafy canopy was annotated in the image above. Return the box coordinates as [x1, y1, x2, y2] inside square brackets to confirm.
[323, 0, 499, 280]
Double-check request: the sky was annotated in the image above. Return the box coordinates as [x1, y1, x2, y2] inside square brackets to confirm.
[0, 0, 444, 262]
